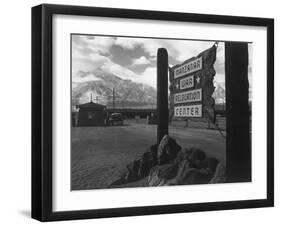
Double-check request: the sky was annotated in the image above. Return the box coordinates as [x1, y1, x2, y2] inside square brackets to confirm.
[72, 34, 252, 98]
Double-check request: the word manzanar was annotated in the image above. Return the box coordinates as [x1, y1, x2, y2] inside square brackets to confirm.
[174, 57, 202, 79]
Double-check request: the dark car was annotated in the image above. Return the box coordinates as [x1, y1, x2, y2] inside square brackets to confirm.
[108, 113, 123, 126]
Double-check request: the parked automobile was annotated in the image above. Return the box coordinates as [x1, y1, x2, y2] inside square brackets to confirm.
[108, 113, 123, 126]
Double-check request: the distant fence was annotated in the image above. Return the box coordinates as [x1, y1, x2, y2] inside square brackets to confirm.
[72, 108, 229, 129]
[170, 116, 226, 131]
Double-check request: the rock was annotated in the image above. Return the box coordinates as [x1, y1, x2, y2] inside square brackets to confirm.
[121, 144, 159, 183]
[138, 146, 158, 177]
[181, 168, 212, 184]
[188, 148, 207, 168]
[113, 136, 225, 188]
[157, 135, 181, 165]
[209, 162, 226, 183]
[148, 163, 178, 186]
[149, 144, 158, 160]
[164, 159, 190, 185]
[174, 148, 193, 164]
[166, 165, 212, 185]
[109, 175, 127, 187]
[206, 157, 219, 173]
[165, 155, 214, 185]
[125, 159, 141, 181]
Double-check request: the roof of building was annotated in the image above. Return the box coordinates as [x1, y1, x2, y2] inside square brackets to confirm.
[76, 101, 106, 109]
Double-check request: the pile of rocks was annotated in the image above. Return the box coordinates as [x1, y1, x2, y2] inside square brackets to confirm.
[110, 135, 226, 187]
[148, 147, 226, 186]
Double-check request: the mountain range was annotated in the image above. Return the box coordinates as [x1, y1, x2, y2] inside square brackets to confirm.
[72, 70, 157, 109]
[72, 70, 225, 110]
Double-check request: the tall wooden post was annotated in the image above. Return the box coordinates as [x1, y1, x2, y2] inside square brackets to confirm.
[157, 48, 169, 144]
[225, 42, 251, 182]
[113, 88, 115, 110]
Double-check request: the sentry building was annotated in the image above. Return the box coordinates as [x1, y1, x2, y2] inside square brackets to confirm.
[76, 101, 106, 126]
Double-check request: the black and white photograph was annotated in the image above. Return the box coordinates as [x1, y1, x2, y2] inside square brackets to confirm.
[0, 0, 277, 224]
[29, 3, 274, 222]
[71, 34, 252, 190]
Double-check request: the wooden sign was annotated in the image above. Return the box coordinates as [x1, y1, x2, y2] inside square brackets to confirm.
[169, 44, 217, 122]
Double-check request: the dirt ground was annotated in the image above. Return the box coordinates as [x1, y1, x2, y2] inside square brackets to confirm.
[71, 120, 226, 190]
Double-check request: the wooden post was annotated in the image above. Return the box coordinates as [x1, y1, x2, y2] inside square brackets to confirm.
[112, 88, 115, 110]
[225, 42, 251, 182]
[157, 48, 169, 144]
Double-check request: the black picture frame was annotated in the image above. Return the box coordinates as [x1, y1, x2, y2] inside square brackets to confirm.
[32, 4, 274, 222]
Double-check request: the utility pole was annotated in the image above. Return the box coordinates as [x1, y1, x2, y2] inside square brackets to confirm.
[113, 87, 115, 111]
[95, 96, 99, 104]
[107, 87, 120, 111]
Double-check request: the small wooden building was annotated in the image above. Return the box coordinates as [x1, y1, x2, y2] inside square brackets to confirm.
[72, 111, 79, 127]
[76, 101, 106, 126]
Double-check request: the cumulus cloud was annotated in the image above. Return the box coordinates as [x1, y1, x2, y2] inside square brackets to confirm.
[73, 73, 101, 83]
[114, 37, 182, 61]
[72, 52, 109, 76]
[75, 35, 115, 54]
[131, 56, 151, 66]
[72, 34, 230, 91]
[169, 41, 212, 62]
[135, 67, 157, 88]
[115, 37, 142, 50]
[115, 38, 216, 64]
[73, 35, 154, 84]
[101, 59, 138, 80]
[85, 36, 115, 53]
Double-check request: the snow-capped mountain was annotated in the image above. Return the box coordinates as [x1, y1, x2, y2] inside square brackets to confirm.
[72, 69, 226, 110]
[72, 70, 157, 109]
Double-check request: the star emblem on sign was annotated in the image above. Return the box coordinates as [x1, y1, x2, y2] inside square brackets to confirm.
[195, 76, 201, 85]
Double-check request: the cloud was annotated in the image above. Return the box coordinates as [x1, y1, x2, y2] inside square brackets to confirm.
[114, 37, 181, 61]
[213, 73, 225, 85]
[115, 38, 142, 50]
[73, 35, 155, 85]
[115, 38, 219, 68]
[100, 59, 138, 80]
[73, 72, 101, 83]
[76, 35, 221, 67]
[213, 43, 225, 81]
[135, 67, 157, 88]
[248, 43, 252, 89]
[131, 56, 151, 66]
[172, 41, 220, 63]
[122, 38, 215, 63]
[76, 36, 115, 54]
[72, 35, 229, 91]
[72, 52, 109, 76]
[83, 36, 116, 54]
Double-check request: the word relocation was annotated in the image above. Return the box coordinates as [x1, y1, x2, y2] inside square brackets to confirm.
[174, 88, 202, 104]
[174, 57, 202, 79]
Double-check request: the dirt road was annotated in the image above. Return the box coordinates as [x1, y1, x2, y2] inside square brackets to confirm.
[71, 122, 226, 190]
